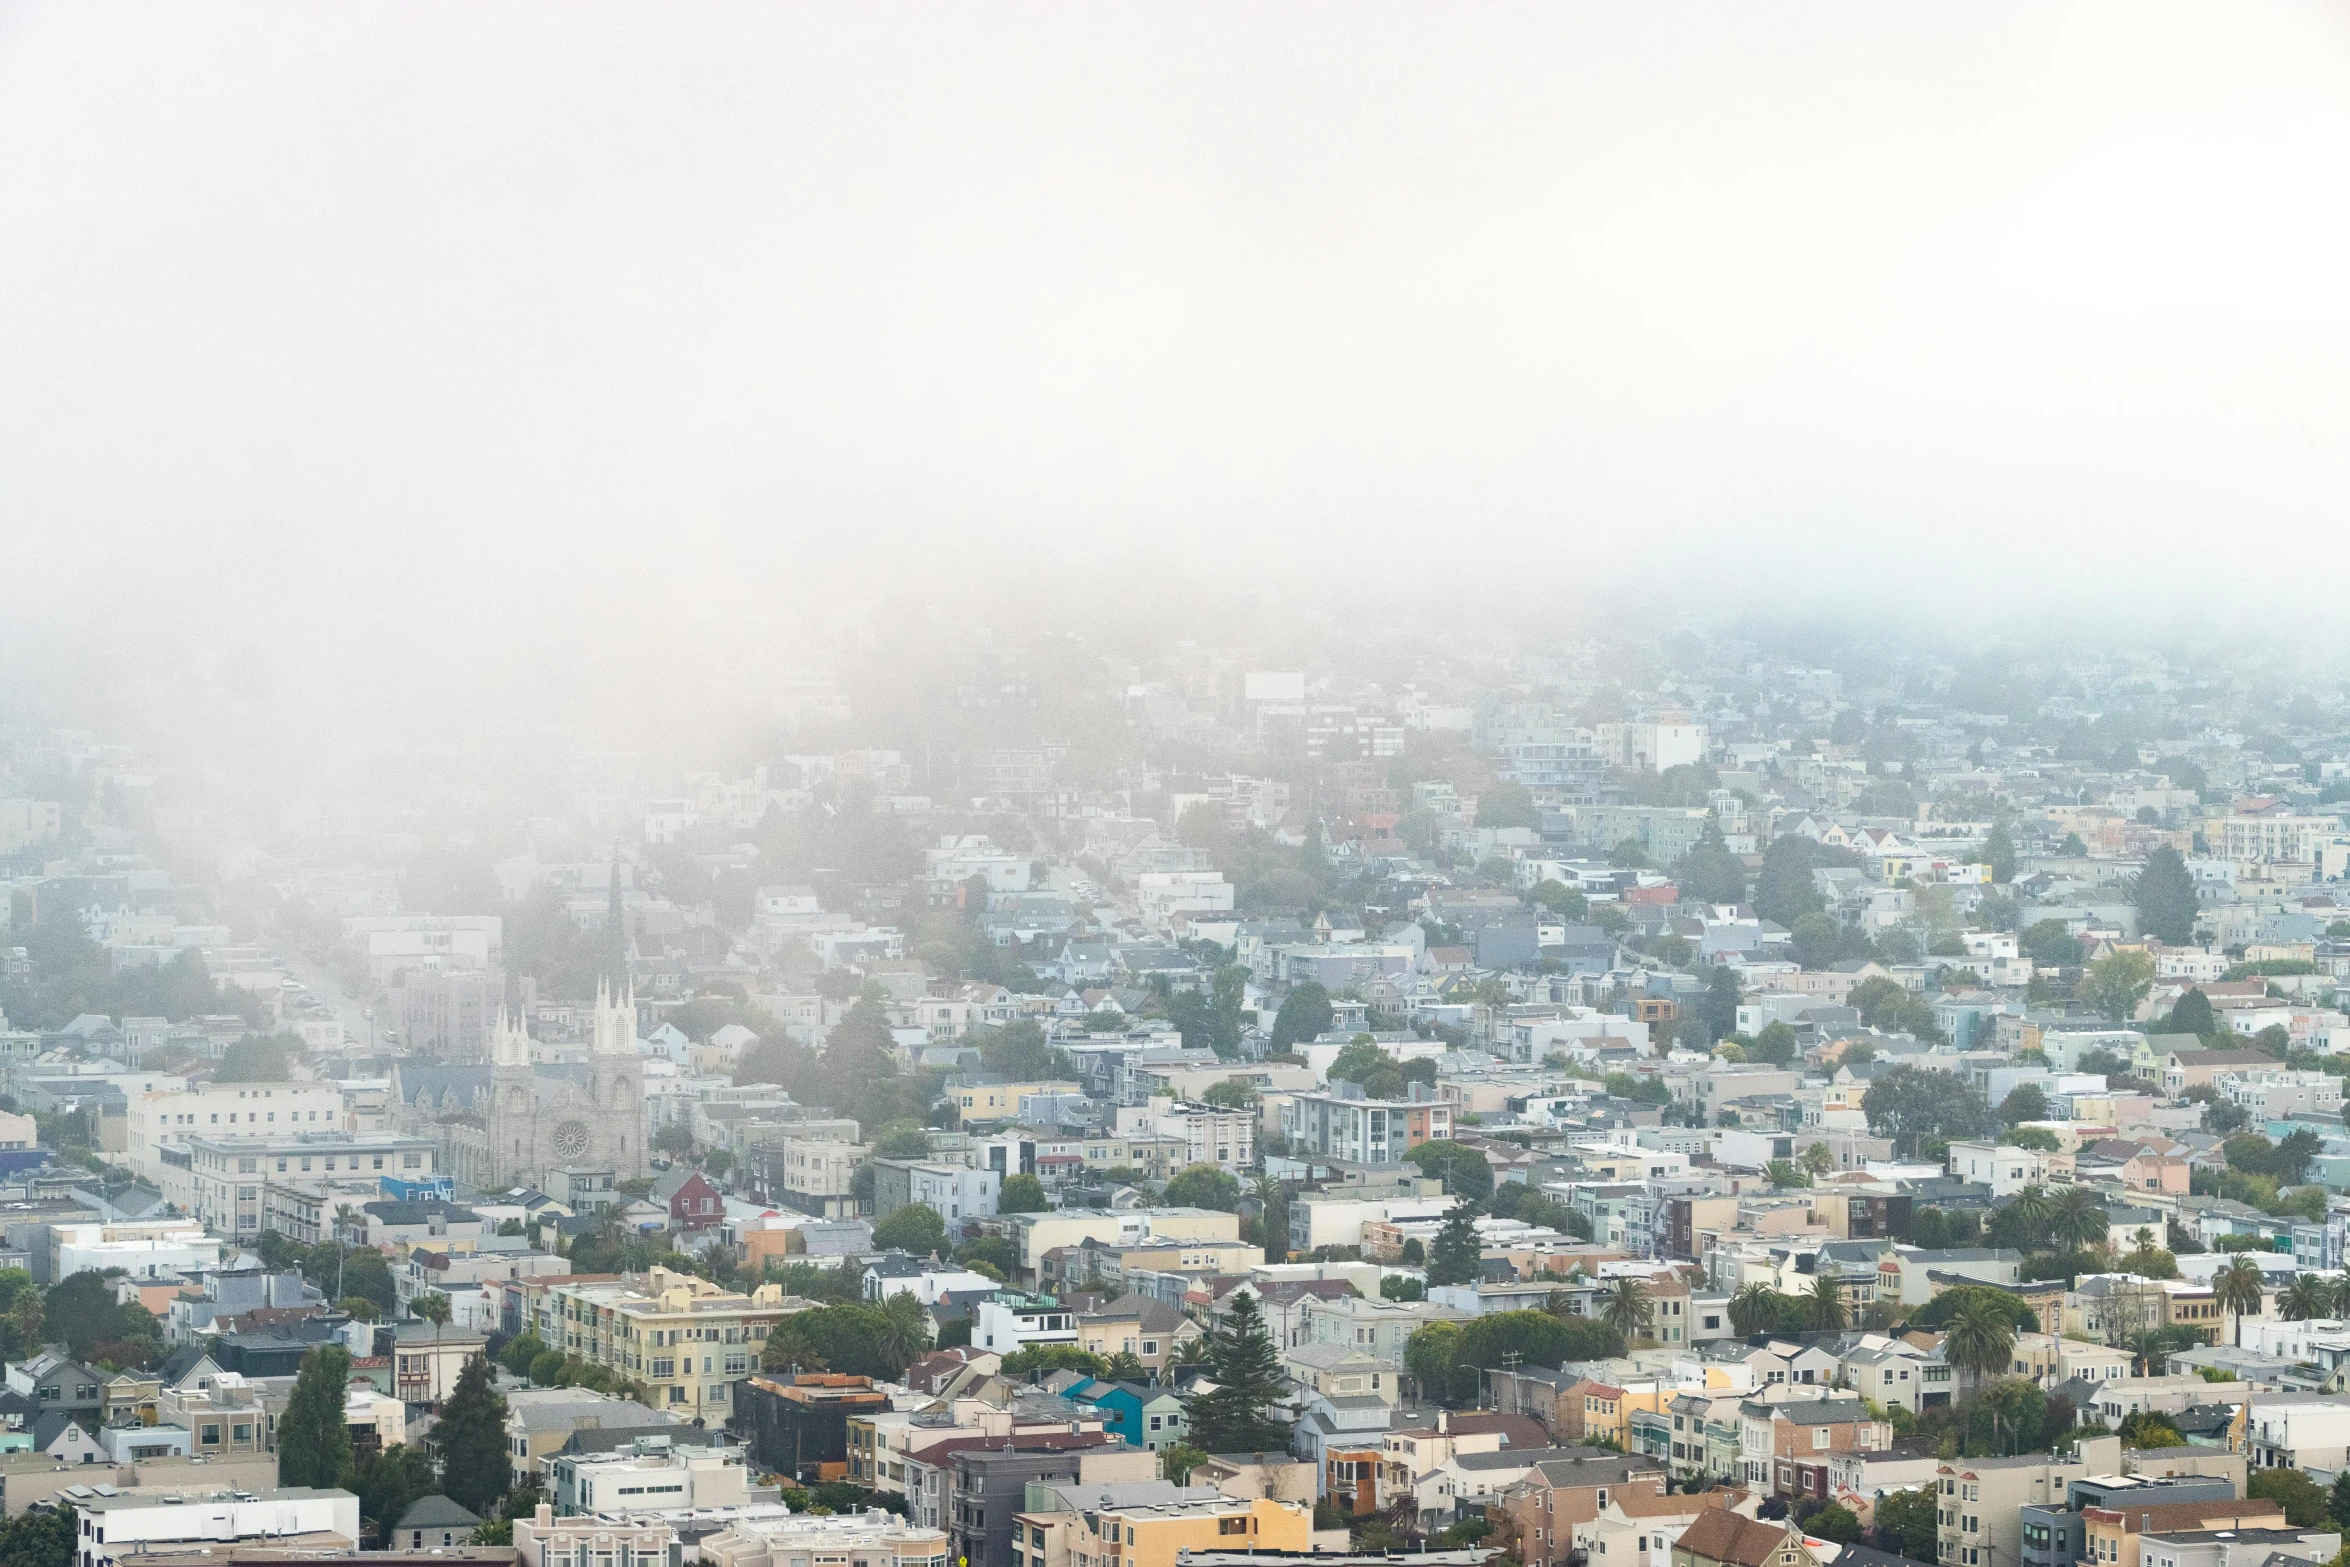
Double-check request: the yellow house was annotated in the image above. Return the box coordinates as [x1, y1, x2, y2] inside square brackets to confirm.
[954, 1081, 1082, 1124]
[1018, 1493, 1309, 1567]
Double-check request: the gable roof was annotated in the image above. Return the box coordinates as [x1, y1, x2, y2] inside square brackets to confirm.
[395, 1495, 485, 1530]
[1677, 1510, 1804, 1567]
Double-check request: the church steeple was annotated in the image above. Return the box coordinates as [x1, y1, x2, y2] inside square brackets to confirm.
[605, 854, 630, 991]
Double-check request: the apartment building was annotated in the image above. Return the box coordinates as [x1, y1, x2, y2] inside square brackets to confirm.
[699, 1507, 951, 1567]
[1495, 1450, 1673, 1567]
[1152, 1106, 1255, 1173]
[166, 1132, 440, 1238]
[1281, 1091, 1452, 1165]
[548, 1438, 763, 1516]
[871, 1160, 998, 1225]
[1736, 1398, 1890, 1495]
[519, 1267, 796, 1424]
[1002, 1206, 1243, 1281]
[125, 1083, 345, 1177]
[1938, 1452, 2095, 1567]
[756, 1136, 870, 1219]
[1021, 1487, 1308, 1567]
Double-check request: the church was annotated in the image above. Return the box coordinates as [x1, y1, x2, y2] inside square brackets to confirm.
[393, 979, 647, 1192]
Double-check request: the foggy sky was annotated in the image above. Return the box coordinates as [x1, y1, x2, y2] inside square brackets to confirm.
[5, 2, 2350, 732]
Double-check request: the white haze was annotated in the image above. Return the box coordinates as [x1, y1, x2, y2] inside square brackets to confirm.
[4, 2, 2350, 738]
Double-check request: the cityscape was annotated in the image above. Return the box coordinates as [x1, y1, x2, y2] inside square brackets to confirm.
[5, 7, 2350, 1567]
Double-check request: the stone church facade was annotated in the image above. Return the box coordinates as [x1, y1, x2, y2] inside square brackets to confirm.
[398, 980, 646, 1192]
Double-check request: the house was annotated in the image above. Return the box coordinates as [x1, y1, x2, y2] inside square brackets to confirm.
[658, 1167, 727, 1231]
[1671, 1511, 1816, 1567]
[1495, 1449, 1673, 1567]
[394, 1495, 483, 1550]
[1062, 1376, 1189, 1452]
[1073, 1292, 1202, 1373]
[33, 1411, 106, 1464]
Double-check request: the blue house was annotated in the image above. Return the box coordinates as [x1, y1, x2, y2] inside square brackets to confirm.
[1061, 1376, 1189, 1452]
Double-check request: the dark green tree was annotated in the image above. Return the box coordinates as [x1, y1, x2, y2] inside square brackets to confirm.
[1983, 822, 2016, 885]
[871, 1204, 947, 1255]
[1163, 1165, 1242, 1212]
[278, 1344, 355, 1490]
[1425, 1203, 1482, 1286]
[214, 1033, 294, 1083]
[2169, 988, 2216, 1037]
[1999, 1083, 2050, 1126]
[1754, 835, 1822, 927]
[354, 1445, 440, 1547]
[997, 1174, 1048, 1213]
[2135, 847, 2200, 945]
[1874, 1488, 1938, 1559]
[0, 1503, 74, 1567]
[1862, 1065, 1994, 1156]
[1270, 983, 1333, 1049]
[436, 1355, 512, 1516]
[1790, 913, 1840, 971]
[1747, 1022, 1798, 1066]
[1677, 817, 1746, 905]
[1183, 1290, 1292, 1453]
[1401, 1140, 1494, 1201]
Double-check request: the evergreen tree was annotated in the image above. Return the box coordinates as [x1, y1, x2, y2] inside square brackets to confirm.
[1183, 1290, 1292, 1453]
[2168, 987, 2216, 1038]
[2134, 847, 2200, 945]
[278, 1344, 355, 1490]
[1753, 835, 1821, 927]
[1425, 1203, 1482, 1286]
[1677, 816, 1746, 905]
[1984, 821, 2016, 884]
[436, 1355, 512, 1516]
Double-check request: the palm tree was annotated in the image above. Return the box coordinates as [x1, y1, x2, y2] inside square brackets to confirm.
[1602, 1278, 1654, 1345]
[2005, 1185, 2057, 1251]
[875, 1291, 933, 1374]
[1800, 1142, 1835, 1179]
[1728, 1283, 1779, 1338]
[1806, 1274, 1849, 1333]
[1765, 1160, 1808, 1190]
[2050, 1186, 2106, 1253]
[2125, 1328, 2170, 1378]
[1944, 1295, 2017, 1393]
[2278, 1274, 2331, 1322]
[2214, 1256, 2266, 1347]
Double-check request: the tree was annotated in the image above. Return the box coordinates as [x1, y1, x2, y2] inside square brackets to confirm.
[1800, 1142, 1834, 1178]
[1405, 1320, 1465, 1403]
[1791, 913, 1840, 971]
[2081, 949, 2156, 1022]
[529, 1348, 567, 1385]
[2168, 988, 2217, 1038]
[1983, 822, 2016, 885]
[1874, 1488, 1938, 1560]
[1270, 984, 1333, 1049]
[1426, 1203, 1482, 1286]
[1728, 1283, 1779, 1338]
[411, 1292, 451, 1326]
[1755, 835, 1822, 927]
[2279, 1274, 2333, 1322]
[214, 1033, 293, 1083]
[2215, 1255, 2266, 1346]
[1863, 1066, 1995, 1156]
[1163, 1165, 1242, 1212]
[353, 1445, 440, 1547]
[2135, 847, 2201, 946]
[2250, 1467, 2330, 1528]
[1184, 1290, 1291, 1452]
[1809, 1504, 1862, 1545]
[1402, 1140, 1494, 1201]
[1678, 817, 1746, 905]
[1161, 1442, 1210, 1484]
[997, 1174, 1048, 1214]
[278, 1344, 355, 1490]
[0, 1504, 74, 1567]
[1999, 1083, 2050, 1126]
[872, 1203, 948, 1256]
[2329, 1469, 2350, 1530]
[999, 1343, 1109, 1378]
[1201, 1078, 1258, 1110]
[1805, 1274, 1848, 1332]
[437, 1354, 511, 1516]
[2050, 1185, 2108, 1252]
[1601, 1278, 1653, 1344]
[1698, 967, 1741, 1047]
[2008, 1126, 2061, 1152]
[1748, 1023, 1798, 1067]
[1944, 1295, 2017, 1392]
[1765, 1160, 1809, 1190]
[499, 1333, 547, 1378]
